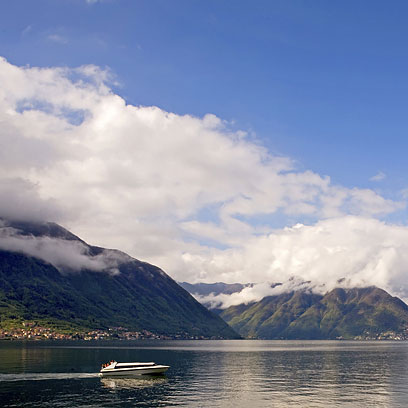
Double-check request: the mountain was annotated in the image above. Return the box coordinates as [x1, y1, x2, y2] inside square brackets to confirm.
[218, 287, 408, 339]
[178, 282, 250, 297]
[0, 220, 239, 339]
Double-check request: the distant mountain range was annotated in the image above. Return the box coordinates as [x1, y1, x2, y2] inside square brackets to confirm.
[179, 282, 250, 297]
[0, 220, 239, 339]
[183, 283, 408, 340]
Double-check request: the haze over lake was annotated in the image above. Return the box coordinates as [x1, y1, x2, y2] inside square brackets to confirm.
[1, 340, 408, 407]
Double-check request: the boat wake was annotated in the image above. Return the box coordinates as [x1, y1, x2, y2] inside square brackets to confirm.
[0, 372, 99, 382]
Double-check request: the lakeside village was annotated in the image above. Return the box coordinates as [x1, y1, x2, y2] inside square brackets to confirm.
[2, 322, 408, 341]
[0, 323, 214, 341]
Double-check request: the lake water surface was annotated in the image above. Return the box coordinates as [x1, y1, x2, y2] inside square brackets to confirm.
[1, 340, 408, 407]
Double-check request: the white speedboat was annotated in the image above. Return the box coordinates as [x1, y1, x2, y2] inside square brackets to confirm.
[99, 361, 169, 377]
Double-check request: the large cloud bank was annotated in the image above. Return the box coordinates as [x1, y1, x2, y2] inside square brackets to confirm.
[0, 57, 407, 304]
[190, 217, 408, 307]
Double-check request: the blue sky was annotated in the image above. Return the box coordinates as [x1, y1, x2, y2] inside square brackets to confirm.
[2, 0, 408, 195]
[2, 0, 408, 294]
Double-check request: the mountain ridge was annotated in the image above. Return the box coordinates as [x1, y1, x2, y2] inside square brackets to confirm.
[220, 287, 408, 339]
[178, 281, 250, 297]
[182, 282, 408, 340]
[0, 220, 239, 339]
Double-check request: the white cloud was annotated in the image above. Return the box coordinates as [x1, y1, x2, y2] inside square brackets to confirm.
[0, 224, 127, 274]
[0, 57, 407, 303]
[194, 280, 314, 309]
[370, 171, 386, 182]
[85, 0, 112, 4]
[21, 25, 32, 37]
[183, 216, 408, 305]
[0, 178, 64, 222]
[47, 34, 68, 44]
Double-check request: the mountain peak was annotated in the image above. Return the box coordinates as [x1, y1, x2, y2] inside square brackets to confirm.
[1, 219, 83, 242]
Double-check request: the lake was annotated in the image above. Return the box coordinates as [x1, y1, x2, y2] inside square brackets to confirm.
[1, 340, 408, 407]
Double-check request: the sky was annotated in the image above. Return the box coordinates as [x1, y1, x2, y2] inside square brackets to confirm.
[1, 0, 408, 306]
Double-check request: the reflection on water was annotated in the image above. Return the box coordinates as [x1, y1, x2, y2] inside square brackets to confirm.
[100, 376, 167, 390]
[1, 340, 408, 407]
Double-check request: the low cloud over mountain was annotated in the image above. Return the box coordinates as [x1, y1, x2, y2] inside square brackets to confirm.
[0, 220, 128, 274]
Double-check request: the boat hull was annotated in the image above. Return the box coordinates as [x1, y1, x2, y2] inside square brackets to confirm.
[99, 365, 169, 377]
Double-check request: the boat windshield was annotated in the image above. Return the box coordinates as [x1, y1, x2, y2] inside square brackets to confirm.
[101, 360, 117, 369]
[114, 362, 156, 368]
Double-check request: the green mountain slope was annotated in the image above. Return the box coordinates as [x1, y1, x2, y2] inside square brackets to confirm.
[0, 221, 239, 339]
[219, 287, 408, 339]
